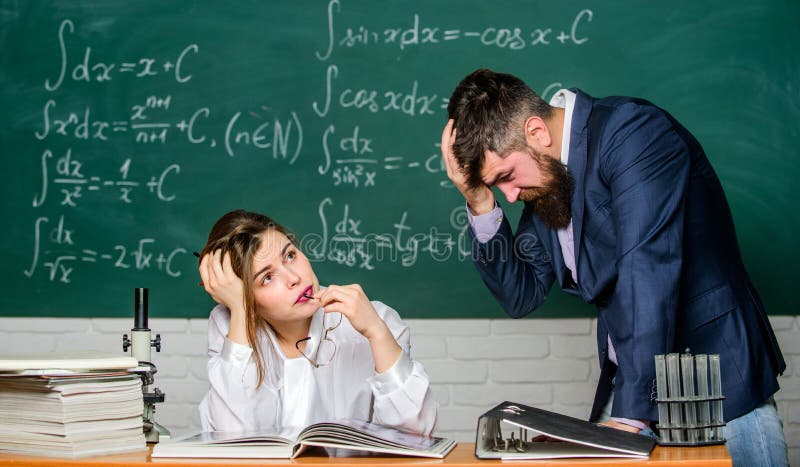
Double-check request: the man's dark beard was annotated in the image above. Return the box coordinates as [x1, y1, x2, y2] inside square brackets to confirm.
[518, 153, 574, 230]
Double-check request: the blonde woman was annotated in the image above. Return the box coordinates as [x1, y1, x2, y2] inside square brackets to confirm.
[197, 210, 437, 436]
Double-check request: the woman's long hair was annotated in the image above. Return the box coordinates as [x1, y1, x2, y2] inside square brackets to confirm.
[200, 209, 298, 387]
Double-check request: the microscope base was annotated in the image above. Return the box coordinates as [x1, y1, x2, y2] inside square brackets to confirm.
[145, 421, 171, 444]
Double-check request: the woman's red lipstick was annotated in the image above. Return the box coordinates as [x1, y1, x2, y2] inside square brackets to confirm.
[296, 286, 314, 304]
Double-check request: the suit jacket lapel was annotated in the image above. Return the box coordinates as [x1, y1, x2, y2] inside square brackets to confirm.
[567, 89, 592, 282]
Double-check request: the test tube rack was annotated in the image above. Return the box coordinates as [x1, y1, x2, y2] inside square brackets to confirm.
[654, 352, 725, 446]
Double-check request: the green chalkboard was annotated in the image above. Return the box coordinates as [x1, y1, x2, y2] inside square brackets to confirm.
[1, 1, 798, 318]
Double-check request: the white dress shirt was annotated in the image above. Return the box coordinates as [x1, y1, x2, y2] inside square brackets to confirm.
[199, 299, 438, 436]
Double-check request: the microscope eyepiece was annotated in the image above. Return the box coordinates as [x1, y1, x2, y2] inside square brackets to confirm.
[134, 287, 149, 331]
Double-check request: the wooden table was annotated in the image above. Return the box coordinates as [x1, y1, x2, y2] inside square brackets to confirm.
[0, 443, 731, 467]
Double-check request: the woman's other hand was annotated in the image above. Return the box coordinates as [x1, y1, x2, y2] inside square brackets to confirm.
[317, 284, 401, 372]
[199, 250, 248, 345]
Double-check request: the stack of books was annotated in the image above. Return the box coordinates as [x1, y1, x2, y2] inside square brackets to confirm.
[0, 351, 146, 458]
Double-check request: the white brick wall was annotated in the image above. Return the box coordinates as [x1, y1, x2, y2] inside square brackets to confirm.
[0, 316, 797, 464]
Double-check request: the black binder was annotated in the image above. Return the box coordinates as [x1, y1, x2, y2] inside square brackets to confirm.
[475, 401, 656, 460]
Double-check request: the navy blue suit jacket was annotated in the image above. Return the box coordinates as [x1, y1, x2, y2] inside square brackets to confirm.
[471, 89, 785, 422]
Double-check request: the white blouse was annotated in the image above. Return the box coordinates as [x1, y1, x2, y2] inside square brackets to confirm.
[198, 300, 438, 436]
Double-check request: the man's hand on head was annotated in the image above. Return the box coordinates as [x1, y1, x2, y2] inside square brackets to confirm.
[441, 119, 495, 214]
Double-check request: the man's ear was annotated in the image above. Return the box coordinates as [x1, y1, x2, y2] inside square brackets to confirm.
[524, 116, 552, 148]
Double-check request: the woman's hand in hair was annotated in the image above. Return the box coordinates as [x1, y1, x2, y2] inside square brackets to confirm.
[199, 250, 248, 345]
[317, 284, 401, 373]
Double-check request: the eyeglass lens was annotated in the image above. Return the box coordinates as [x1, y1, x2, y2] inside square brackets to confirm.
[316, 340, 336, 366]
[315, 312, 342, 365]
[325, 311, 343, 332]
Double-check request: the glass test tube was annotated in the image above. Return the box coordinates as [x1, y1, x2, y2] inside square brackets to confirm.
[654, 354, 671, 443]
[695, 354, 711, 442]
[666, 353, 684, 442]
[709, 355, 723, 440]
[680, 354, 698, 443]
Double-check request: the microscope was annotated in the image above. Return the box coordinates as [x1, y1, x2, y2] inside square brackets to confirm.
[122, 288, 169, 443]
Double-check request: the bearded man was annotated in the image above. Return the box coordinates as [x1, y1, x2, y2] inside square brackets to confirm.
[441, 68, 786, 466]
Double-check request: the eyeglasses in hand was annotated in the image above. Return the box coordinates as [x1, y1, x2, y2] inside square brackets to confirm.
[296, 312, 343, 368]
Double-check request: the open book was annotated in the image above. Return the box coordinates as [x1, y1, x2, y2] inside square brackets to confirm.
[475, 401, 656, 460]
[153, 419, 455, 459]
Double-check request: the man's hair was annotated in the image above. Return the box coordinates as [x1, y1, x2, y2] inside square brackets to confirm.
[200, 209, 298, 388]
[447, 69, 553, 188]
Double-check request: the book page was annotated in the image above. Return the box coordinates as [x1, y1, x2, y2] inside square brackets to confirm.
[501, 442, 648, 460]
[0, 352, 138, 372]
[300, 419, 442, 450]
[297, 420, 455, 458]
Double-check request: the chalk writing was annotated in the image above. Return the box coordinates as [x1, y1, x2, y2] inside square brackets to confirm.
[317, 0, 593, 58]
[312, 64, 439, 118]
[34, 98, 303, 160]
[24, 215, 187, 282]
[318, 124, 446, 187]
[33, 148, 179, 207]
[45, 19, 197, 91]
[302, 198, 470, 270]
[11, 2, 594, 317]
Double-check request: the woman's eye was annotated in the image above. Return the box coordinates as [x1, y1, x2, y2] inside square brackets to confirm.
[286, 251, 296, 262]
[261, 275, 273, 285]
